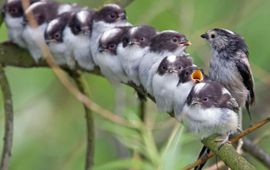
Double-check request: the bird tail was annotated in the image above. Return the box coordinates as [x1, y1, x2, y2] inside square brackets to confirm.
[194, 146, 210, 170]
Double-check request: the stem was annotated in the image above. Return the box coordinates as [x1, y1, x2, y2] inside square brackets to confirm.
[0, 65, 14, 170]
[69, 72, 95, 170]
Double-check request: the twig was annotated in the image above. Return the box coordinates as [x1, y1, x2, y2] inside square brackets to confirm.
[0, 64, 14, 170]
[183, 117, 270, 170]
[136, 91, 146, 122]
[69, 72, 95, 170]
[243, 138, 270, 168]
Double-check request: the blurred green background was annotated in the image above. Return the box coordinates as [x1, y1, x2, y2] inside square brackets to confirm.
[1, 0, 270, 169]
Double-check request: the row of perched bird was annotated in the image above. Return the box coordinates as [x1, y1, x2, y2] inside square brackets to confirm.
[2, 0, 255, 168]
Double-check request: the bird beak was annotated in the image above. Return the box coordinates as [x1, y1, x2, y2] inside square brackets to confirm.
[45, 39, 57, 44]
[98, 47, 104, 53]
[191, 69, 204, 82]
[181, 41, 192, 46]
[191, 99, 200, 106]
[81, 27, 90, 35]
[168, 68, 178, 74]
[128, 40, 140, 46]
[118, 12, 126, 20]
[201, 33, 209, 40]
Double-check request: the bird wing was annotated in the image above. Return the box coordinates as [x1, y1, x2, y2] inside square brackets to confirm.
[235, 52, 255, 105]
[219, 93, 239, 113]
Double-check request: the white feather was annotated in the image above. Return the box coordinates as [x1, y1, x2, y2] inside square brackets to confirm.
[194, 83, 206, 94]
[182, 105, 238, 139]
[95, 51, 128, 84]
[46, 19, 59, 33]
[174, 81, 194, 119]
[4, 14, 26, 48]
[152, 73, 179, 112]
[117, 43, 149, 85]
[64, 27, 94, 70]
[77, 10, 88, 23]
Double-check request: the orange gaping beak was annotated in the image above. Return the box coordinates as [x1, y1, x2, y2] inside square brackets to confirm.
[191, 69, 204, 82]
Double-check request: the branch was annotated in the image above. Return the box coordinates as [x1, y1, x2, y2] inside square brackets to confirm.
[68, 72, 95, 170]
[201, 135, 255, 170]
[0, 65, 14, 170]
[183, 117, 270, 170]
[243, 138, 270, 168]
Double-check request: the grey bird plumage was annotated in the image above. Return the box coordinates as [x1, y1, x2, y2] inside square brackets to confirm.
[90, 4, 131, 65]
[201, 28, 255, 119]
[117, 25, 157, 85]
[64, 8, 95, 70]
[173, 66, 205, 120]
[2, 0, 40, 48]
[96, 27, 129, 84]
[44, 12, 73, 67]
[152, 55, 193, 113]
[22, 1, 80, 62]
[182, 81, 239, 139]
[138, 30, 191, 95]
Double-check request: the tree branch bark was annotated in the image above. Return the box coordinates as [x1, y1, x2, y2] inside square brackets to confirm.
[0, 64, 14, 170]
[201, 135, 255, 170]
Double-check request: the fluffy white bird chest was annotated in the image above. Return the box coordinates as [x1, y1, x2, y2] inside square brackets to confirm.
[152, 73, 179, 112]
[182, 105, 238, 139]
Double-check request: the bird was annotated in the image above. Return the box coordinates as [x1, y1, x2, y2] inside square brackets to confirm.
[22, 1, 80, 62]
[201, 28, 255, 121]
[182, 81, 239, 170]
[117, 25, 157, 85]
[152, 54, 193, 113]
[96, 27, 129, 84]
[173, 66, 205, 120]
[2, 0, 41, 48]
[90, 4, 131, 64]
[182, 81, 239, 140]
[138, 30, 191, 95]
[63, 8, 96, 70]
[44, 12, 74, 67]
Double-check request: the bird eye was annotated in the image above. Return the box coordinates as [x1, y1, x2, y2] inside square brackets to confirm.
[178, 66, 182, 70]
[210, 34, 216, 39]
[203, 97, 208, 102]
[9, 8, 18, 14]
[171, 37, 179, 43]
[109, 13, 117, 19]
[53, 32, 61, 40]
[139, 37, 145, 42]
[162, 66, 166, 70]
[108, 43, 116, 50]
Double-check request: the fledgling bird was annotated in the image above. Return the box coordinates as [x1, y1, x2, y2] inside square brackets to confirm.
[152, 55, 193, 113]
[96, 27, 129, 84]
[117, 25, 157, 85]
[138, 30, 191, 95]
[182, 81, 239, 139]
[63, 9, 96, 70]
[173, 66, 205, 119]
[201, 28, 255, 119]
[44, 12, 73, 67]
[90, 4, 131, 63]
[22, 1, 80, 62]
[2, 0, 40, 48]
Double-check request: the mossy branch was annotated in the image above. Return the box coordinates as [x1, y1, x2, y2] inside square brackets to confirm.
[202, 135, 255, 170]
[0, 64, 14, 170]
